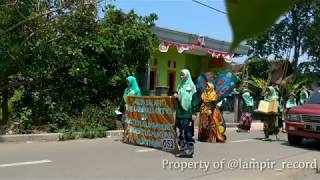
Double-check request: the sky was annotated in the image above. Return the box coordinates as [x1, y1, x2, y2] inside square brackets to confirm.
[99, 0, 315, 64]
[96, 0, 312, 64]
[101, 0, 233, 42]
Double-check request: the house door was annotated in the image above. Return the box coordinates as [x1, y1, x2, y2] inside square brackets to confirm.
[149, 68, 156, 90]
[168, 70, 176, 96]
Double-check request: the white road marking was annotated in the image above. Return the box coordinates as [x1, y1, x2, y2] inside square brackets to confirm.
[0, 160, 52, 168]
[230, 139, 254, 143]
[136, 148, 156, 152]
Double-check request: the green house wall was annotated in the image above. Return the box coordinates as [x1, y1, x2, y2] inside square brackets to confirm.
[152, 48, 186, 88]
[151, 48, 228, 91]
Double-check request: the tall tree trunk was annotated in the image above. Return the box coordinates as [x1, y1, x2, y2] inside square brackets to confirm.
[292, 41, 300, 71]
[290, 7, 301, 71]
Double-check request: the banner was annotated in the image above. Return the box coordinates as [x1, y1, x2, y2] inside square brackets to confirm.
[123, 96, 178, 153]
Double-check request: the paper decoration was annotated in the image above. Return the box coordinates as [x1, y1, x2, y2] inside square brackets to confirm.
[158, 40, 234, 62]
[159, 41, 170, 52]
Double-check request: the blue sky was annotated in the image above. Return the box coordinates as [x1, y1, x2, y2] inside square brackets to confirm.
[99, 0, 232, 42]
[98, 0, 249, 62]
[97, 0, 312, 63]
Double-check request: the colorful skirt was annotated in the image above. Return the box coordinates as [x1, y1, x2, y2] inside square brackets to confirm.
[198, 108, 226, 143]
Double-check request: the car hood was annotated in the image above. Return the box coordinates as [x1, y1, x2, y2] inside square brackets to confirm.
[289, 104, 320, 115]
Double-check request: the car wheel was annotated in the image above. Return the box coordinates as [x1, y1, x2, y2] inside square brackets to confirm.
[288, 134, 303, 146]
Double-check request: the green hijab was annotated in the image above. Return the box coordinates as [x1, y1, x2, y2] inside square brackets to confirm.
[177, 69, 196, 111]
[264, 86, 278, 102]
[286, 95, 297, 108]
[123, 76, 141, 101]
[242, 91, 254, 107]
[299, 90, 309, 105]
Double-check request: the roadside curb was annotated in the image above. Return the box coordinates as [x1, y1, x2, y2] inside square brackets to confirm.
[106, 130, 124, 137]
[105, 122, 264, 137]
[0, 122, 264, 142]
[0, 133, 62, 143]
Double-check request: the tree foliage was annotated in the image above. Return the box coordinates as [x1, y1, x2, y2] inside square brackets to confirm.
[246, 0, 318, 70]
[244, 58, 270, 80]
[0, 0, 157, 131]
[248, 76, 268, 95]
[303, 1, 320, 62]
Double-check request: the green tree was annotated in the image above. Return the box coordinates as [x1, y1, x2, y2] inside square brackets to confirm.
[0, 1, 157, 131]
[244, 58, 270, 80]
[303, 1, 320, 63]
[246, 0, 316, 70]
[0, 0, 39, 125]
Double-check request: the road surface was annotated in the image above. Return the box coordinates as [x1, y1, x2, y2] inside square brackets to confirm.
[0, 129, 319, 179]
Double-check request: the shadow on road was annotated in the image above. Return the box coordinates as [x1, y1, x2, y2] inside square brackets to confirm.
[280, 139, 320, 151]
[252, 137, 287, 143]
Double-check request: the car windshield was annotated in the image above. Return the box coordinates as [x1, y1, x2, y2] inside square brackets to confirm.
[307, 89, 320, 104]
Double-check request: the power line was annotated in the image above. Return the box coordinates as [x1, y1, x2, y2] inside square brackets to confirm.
[192, 0, 227, 15]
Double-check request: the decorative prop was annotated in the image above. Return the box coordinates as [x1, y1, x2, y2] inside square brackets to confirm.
[159, 40, 234, 62]
[214, 69, 238, 101]
[195, 36, 205, 47]
[159, 41, 169, 52]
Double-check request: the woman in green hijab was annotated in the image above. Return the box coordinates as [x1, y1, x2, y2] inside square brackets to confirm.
[175, 69, 196, 158]
[299, 86, 309, 105]
[119, 76, 141, 128]
[238, 88, 254, 132]
[264, 86, 279, 102]
[286, 93, 297, 109]
[242, 88, 254, 112]
[123, 76, 141, 103]
[261, 86, 281, 139]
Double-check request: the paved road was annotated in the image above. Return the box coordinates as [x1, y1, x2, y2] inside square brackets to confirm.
[0, 129, 319, 180]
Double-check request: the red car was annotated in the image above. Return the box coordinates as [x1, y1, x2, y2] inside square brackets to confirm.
[285, 88, 320, 145]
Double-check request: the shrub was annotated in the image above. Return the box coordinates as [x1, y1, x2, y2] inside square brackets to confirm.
[81, 100, 117, 130]
[59, 129, 77, 141]
[11, 107, 33, 133]
[81, 127, 96, 139]
[95, 127, 107, 138]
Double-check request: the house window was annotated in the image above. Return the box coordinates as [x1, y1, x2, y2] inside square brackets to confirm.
[168, 61, 171, 68]
[173, 61, 176, 68]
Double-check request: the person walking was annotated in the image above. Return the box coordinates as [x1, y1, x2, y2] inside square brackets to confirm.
[198, 82, 226, 143]
[118, 76, 141, 129]
[174, 69, 196, 158]
[237, 88, 254, 132]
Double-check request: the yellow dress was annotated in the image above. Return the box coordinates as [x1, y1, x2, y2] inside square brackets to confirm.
[198, 83, 226, 143]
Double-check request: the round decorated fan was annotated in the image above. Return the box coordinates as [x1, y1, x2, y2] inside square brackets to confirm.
[214, 69, 238, 102]
[195, 72, 215, 94]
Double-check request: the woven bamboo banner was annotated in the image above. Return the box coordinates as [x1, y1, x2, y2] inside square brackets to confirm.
[123, 96, 178, 153]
